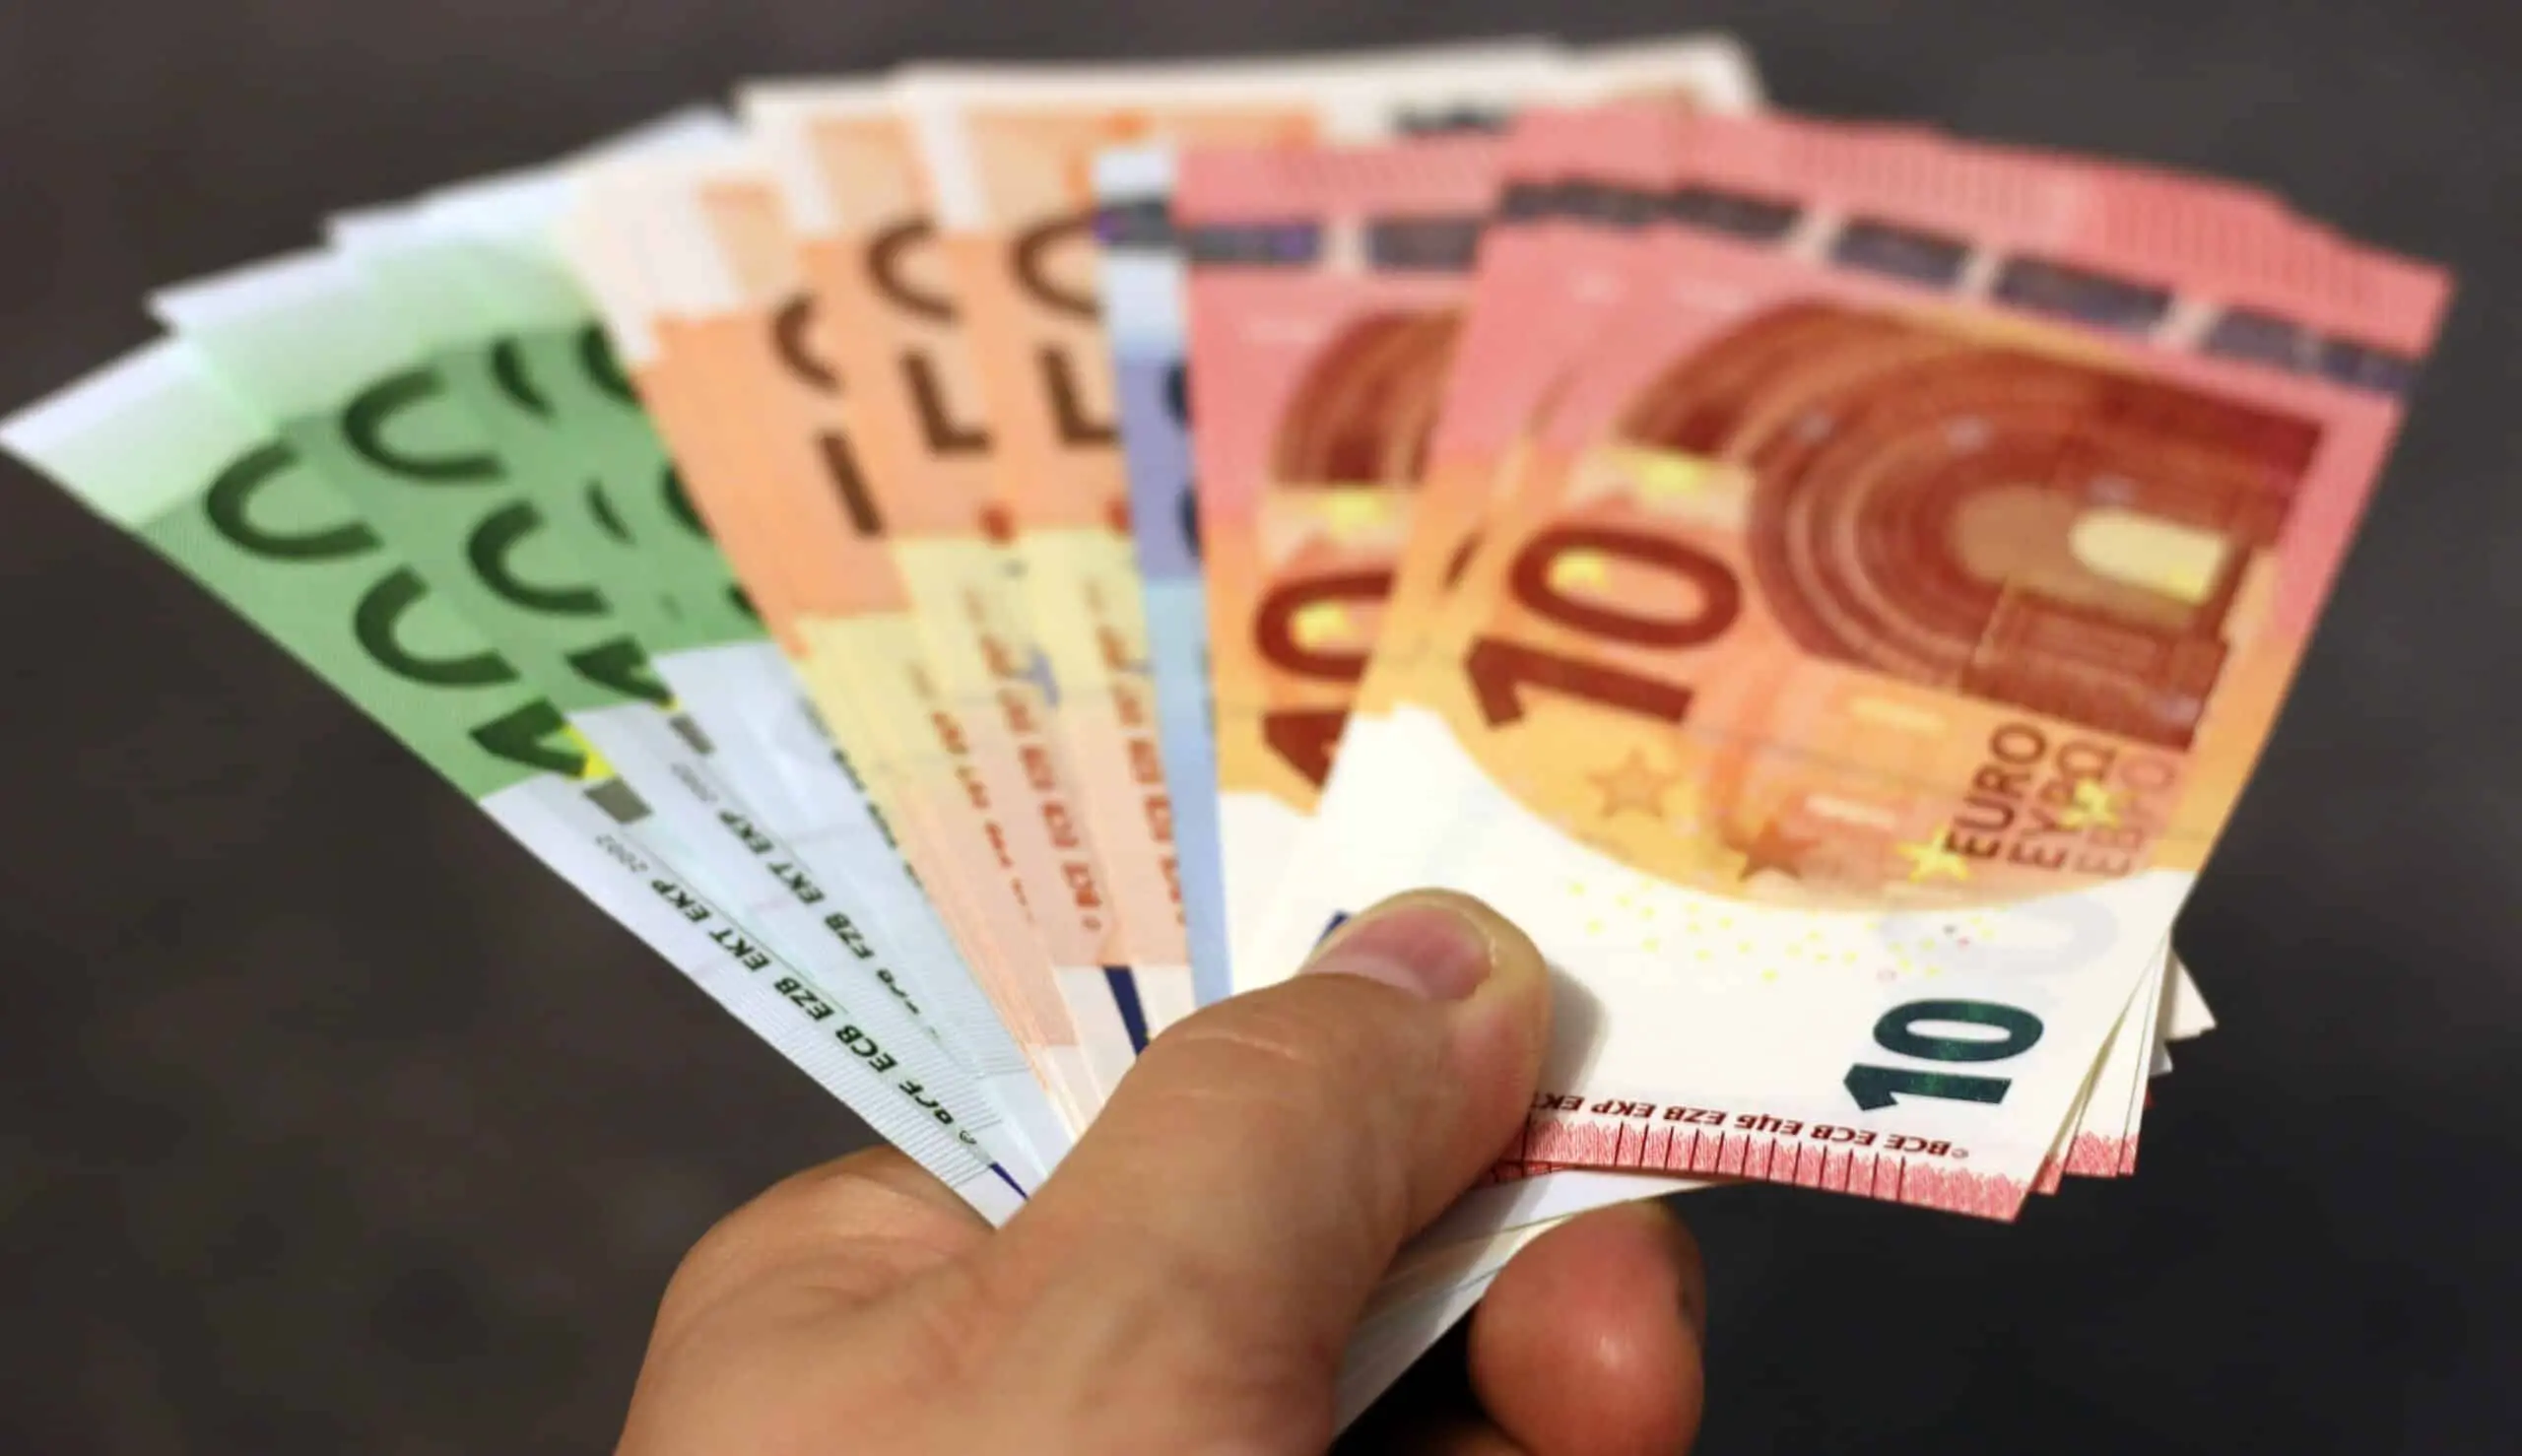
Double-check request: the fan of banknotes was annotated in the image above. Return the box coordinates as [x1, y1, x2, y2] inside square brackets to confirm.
[1, 33, 2452, 1424]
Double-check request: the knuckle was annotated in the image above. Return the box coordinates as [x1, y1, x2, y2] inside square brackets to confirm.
[678, 1150, 887, 1272]
[654, 1149, 977, 1338]
[660, 1174, 816, 1310]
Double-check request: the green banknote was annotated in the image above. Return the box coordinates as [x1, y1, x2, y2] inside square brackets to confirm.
[351, 169, 1069, 1169]
[145, 255, 1044, 1189]
[0, 341, 1026, 1220]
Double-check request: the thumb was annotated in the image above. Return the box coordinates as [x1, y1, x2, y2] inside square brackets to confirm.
[985, 891, 1552, 1386]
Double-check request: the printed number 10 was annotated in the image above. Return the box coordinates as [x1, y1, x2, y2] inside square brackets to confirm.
[1844, 999, 2045, 1111]
[1466, 525, 1740, 727]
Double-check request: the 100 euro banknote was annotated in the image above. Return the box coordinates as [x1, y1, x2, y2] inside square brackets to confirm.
[149, 249, 1051, 1181]
[1, 341, 1030, 1219]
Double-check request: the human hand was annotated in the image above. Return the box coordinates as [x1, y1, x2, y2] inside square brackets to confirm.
[616, 891, 1707, 1456]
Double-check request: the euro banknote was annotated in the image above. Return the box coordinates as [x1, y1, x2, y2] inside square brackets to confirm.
[0, 341, 1030, 1220]
[386, 164, 1075, 1171]
[149, 246, 1056, 1186]
[1092, 144, 1234, 1004]
[896, 49, 1594, 1040]
[1182, 133, 1506, 992]
[1241, 107, 2231, 1185]
[586, 146, 1143, 1131]
[1085, 40, 1766, 1000]
[1255, 108, 2448, 1217]
[897, 40, 1772, 1020]
[735, 83, 1202, 1041]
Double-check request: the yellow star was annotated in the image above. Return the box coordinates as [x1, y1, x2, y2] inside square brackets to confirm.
[564, 725, 617, 784]
[1318, 493, 1393, 540]
[1895, 830, 1972, 883]
[1550, 550, 1610, 591]
[1631, 450, 1714, 506]
[1289, 601, 1356, 651]
[2057, 779, 2123, 830]
[1589, 750, 1680, 820]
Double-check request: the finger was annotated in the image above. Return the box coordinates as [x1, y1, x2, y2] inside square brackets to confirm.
[1469, 1201, 1707, 1456]
[648, 1145, 992, 1353]
[990, 890, 1554, 1373]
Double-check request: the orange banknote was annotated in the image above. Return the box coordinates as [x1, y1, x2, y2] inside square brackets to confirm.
[890, 51, 1631, 1032]
[1179, 133, 1507, 974]
[894, 45, 1765, 1011]
[744, 86, 1209, 1036]
[1265, 113, 2449, 1217]
[575, 152, 1137, 1128]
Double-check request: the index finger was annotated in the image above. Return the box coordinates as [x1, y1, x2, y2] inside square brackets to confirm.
[1471, 1201, 1707, 1456]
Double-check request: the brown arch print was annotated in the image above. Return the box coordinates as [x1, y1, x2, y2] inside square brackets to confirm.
[1615, 302, 2322, 748]
[1268, 308, 1464, 488]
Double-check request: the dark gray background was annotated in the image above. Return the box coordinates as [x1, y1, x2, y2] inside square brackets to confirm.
[2, 2, 2515, 1451]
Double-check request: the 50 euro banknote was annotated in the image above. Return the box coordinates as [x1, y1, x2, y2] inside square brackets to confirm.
[776, 45, 1577, 1031]
[742, 38, 1762, 1028]
[742, 49, 1580, 1041]
[565, 147, 1131, 1134]
[743, 79, 1208, 1037]
[1251, 111, 2449, 1219]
